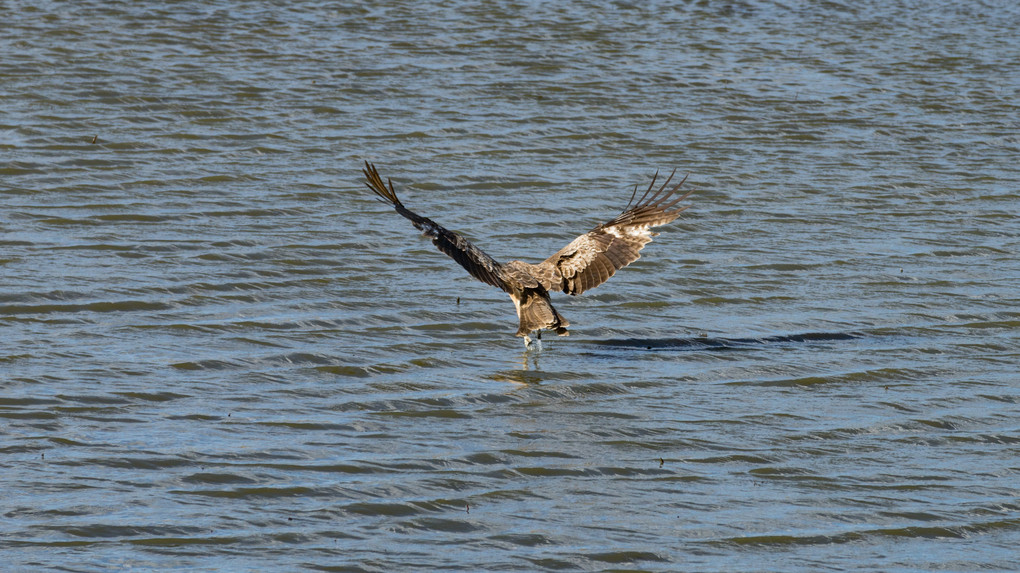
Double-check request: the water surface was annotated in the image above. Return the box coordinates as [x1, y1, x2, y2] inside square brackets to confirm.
[2, 1, 1019, 571]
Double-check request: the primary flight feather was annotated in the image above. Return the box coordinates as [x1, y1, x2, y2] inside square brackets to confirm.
[363, 161, 692, 346]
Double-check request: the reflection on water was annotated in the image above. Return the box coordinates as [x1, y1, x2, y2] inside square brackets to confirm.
[2, 0, 1018, 571]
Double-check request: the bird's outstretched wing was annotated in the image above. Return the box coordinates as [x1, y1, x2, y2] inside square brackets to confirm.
[362, 162, 508, 291]
[535, 169, 692, 296]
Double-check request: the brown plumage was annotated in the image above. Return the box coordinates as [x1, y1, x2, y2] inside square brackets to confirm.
[362, 161, 692, 346]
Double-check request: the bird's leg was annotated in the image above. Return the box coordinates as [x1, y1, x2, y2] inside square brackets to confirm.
[530, 330, 543, 350]
[523, 332, 542, 350]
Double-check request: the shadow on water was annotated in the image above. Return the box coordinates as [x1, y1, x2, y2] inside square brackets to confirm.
[488, 332, 865, 383]
[590, 332, 864, 352]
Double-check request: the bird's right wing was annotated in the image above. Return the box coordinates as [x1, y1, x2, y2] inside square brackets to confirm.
[362, 162, 508, 292]
[535, 169, 692, 296]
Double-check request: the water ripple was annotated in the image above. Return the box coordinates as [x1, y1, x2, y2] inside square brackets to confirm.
[3, 0, 1019, 571]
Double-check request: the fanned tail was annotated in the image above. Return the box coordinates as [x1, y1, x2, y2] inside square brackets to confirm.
[515, 289, 569, 337]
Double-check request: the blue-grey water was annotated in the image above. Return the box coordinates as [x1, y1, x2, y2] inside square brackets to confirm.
[3, 1, 1019, 571]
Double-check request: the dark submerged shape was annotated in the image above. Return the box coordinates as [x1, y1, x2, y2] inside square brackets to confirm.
[362, 161, 692, 346]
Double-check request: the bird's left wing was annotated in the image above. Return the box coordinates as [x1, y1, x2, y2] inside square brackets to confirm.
[535, 169, 692, 296]
[362, 162, 509, 292]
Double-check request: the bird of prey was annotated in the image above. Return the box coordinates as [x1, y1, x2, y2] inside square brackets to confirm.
[362, 162, 692, 347]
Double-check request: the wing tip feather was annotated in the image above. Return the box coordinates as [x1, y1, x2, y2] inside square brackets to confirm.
[610, 168, 693, 228]
[362, 161, 402, 207]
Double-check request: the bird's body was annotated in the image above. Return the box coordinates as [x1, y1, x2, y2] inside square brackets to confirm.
[362, 162, 692, 346]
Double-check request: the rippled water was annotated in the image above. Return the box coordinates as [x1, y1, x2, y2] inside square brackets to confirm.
[3, 1, 1019, 571]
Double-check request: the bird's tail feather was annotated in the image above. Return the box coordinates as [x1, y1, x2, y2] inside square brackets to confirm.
[516, 290, 569, 337]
